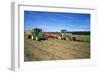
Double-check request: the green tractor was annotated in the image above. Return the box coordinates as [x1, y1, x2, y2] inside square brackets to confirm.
[32, 28, 48, 41]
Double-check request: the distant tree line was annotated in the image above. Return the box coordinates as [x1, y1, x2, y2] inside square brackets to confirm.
[68, 31, 90, 35]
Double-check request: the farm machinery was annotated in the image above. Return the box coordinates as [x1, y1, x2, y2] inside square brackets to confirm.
[31, 28, 48, 41]
[44, 31, 80, 41]
[60, 32, 80, 41]
[25, 28, 80, 41]
[59, 29, 80, 41]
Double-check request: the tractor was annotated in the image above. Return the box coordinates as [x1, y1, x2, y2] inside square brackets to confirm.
[32, 28, 48, 41]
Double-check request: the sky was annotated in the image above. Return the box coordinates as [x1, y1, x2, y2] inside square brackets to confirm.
[24, 11, 90, 32]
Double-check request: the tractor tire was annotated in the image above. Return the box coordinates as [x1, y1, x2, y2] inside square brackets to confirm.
[65, 37, 69, 40]
[36, 36, 41, 41]
[31, 36, 34, 40]
[58, 36, 61, 40]
[32, 36, 35, 40]
[36, 36, 38, 41]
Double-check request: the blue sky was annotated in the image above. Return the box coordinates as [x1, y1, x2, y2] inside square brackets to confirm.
[24, 11, 90, 32]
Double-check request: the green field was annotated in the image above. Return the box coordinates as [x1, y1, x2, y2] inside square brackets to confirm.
[80, 35, 90, 42]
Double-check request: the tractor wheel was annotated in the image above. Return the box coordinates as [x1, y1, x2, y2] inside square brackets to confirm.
[58, 36, 61, 40]
[36, 36, 38, 41]
[65, 37, 69, 40]
[36, 36, 40, 41]
[32, 36, 35, 40]
[31, 36, 34, 40]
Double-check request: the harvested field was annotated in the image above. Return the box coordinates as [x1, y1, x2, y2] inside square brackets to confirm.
[24, 38, 90, 61]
